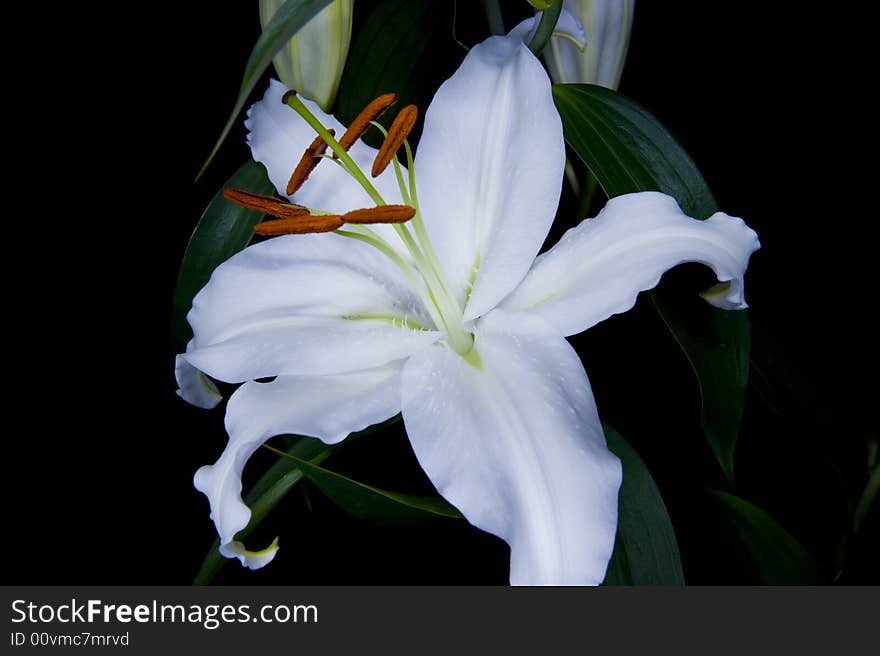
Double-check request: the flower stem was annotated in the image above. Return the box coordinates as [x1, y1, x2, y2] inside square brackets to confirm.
[528, 0, 563, 57]
[480, 0, 505, 35]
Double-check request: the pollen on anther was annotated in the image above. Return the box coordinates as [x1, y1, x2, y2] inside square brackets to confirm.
[372, 105, 417, 177]
[222, 189, 310, 220]
[254, 215, 344, 236]
[342, 204, 416, 224]
[335, 93, 397, 158]
[286, 128, 335, 196]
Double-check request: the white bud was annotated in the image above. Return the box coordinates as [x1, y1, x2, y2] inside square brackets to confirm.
[544, 0, 635, 90]
[260, 0, 354, 111]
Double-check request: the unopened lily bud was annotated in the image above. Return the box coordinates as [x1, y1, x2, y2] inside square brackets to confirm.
[259, 0, 353, 111]
[544, 0, 635, 90]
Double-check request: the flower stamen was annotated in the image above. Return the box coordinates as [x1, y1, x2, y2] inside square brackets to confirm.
[372, 105, 418, 177]
[334, 92, 397, 158]
[286, 128, 335, 195]
[342, 204, 416, 224]
[254, 215, 344, 235]
[283, 92, 386, 206]
[222, 189, 311, 220]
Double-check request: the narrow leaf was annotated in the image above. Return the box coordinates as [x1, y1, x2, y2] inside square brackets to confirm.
[707, 488, 822, 584]
[277, 450, 463, 526]
[172, 160, 274, 352]
[335, 0, 455, 146]
[603, 423, 684, 585]
[553, 83, 750, 482]
[196, 0, 334, 179]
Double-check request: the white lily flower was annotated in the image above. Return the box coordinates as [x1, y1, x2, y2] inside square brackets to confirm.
[259, 0, 353, 111]
[542, 0, 636, 89]
[181, 28, 759, 584]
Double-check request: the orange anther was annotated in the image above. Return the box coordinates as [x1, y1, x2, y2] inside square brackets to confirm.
[372, 105, 417, 177]
[342, 204, 416, 224]
[222, 189, 310, 220]
[253, 215, 344, 236]
[335, 93, 397, 157]
[286, 128, 335, 196]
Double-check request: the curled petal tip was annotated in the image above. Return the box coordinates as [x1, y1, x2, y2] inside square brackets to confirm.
[219, 538, 280, 570]
[174, 355, 222, 409]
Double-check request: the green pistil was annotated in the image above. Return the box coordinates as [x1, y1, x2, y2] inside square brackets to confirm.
[401, 140, 470, 352]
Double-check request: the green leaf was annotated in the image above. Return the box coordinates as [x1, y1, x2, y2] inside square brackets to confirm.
[653, 298, 750, 481]
[707, 488, 822, 584]
[552, 84, 716, 216]
[602, 424, 684, 585]
[335, 0, 454, 145]
[553, 83, 750, 483]
[196, 0, 334, 179]
[275, 449, 463, 527]
[171, 160, 274, 352]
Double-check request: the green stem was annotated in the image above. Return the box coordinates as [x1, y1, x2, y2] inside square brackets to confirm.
[528, 0, 563, 56]
[480, 0, 505, 35]
[564, 158, 581, 197]
[577, 167, 600, 219]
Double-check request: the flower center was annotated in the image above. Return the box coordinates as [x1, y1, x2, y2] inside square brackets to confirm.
[229, 92, 475, 357]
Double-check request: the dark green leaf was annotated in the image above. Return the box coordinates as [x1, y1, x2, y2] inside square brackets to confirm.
[707, 488, 821, 584]
[171, 161, 274, 352]
[603, 424, 684, 585]
[553, 83, 750, 483]
[335, 0, 457, 146]
[653, 298, 750, 481]
[277, 450, 463, 527]
[196, 0, 334, 179]
[552, 84, 716, 216]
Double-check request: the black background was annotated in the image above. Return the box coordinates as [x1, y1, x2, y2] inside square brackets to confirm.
[7, 1, 874, 584]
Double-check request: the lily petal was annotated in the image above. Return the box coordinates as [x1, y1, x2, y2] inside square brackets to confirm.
[220, 538, 280, 570]
[174, 341, 221, 409]
[195, 364, 402, 555]
[502, 192, 761, 337]
[415, 33, 565, 321]
[401, 310, 621, 585]
[184, 233, 440, 383]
